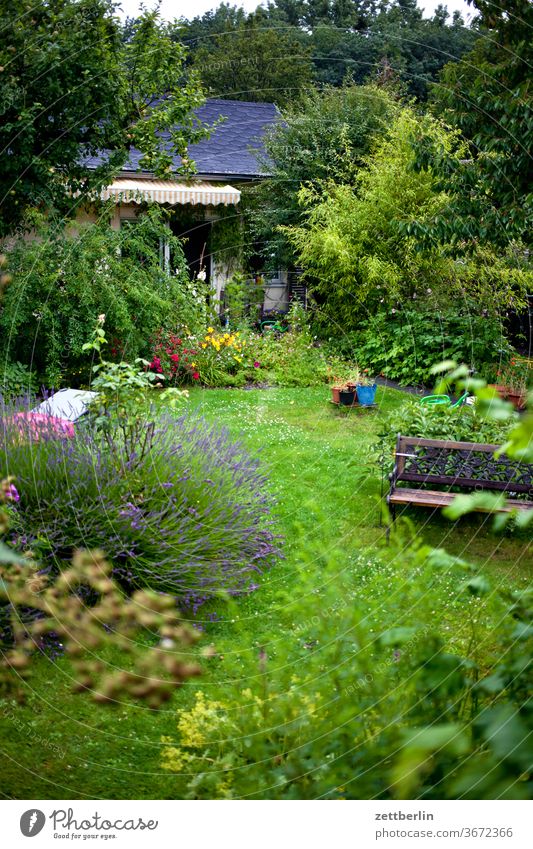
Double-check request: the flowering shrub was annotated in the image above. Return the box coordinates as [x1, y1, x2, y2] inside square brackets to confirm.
[149, 329, 200, 384]
[150, 308, 348, 389]
[1, 403, 279, 603]
[150, 326, 257, 387]
[1, 481, 203, 704]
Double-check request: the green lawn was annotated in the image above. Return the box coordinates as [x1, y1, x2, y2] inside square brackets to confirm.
[1, 386, 531, 799]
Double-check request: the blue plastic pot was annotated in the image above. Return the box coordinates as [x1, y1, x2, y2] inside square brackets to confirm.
[356, 384, 377, 406]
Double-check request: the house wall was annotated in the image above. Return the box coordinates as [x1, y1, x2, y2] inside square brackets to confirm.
[74, 203, 139, 231]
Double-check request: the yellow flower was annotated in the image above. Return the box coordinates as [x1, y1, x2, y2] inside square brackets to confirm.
[207, 327, 214, 334]
[191, 362, 196, 368]
[201, 343, 207, 349]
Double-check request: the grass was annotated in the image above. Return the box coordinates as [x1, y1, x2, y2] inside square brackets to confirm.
[1, 385, 531, 799]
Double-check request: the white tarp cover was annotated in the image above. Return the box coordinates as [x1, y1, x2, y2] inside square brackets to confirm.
[32, 388, 97, 422]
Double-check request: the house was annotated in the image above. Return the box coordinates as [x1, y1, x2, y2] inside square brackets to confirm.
[83, 99, 295, 318]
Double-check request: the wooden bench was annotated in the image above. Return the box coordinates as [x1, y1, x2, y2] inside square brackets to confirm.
[387, 434, 533, 527]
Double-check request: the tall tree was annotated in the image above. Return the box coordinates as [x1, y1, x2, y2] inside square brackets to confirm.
[416, 0, 532, 250]
[191, 11, 313, 106]
[0, 0, 207, 236]
[182, 1, 477, 100]
[246, 84, 398, 267]
[285, 107, 530, 325]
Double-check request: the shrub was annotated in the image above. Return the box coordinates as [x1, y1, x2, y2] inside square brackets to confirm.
[222, 272, 264, 327]
[149, 305, 338, 388]
[251, 329, 329, 387]
[1, 406, 279, 603]
[329, 308, 515, 387]
[150, 326, 256, 387]
[0, 208, 201, 386]
[0, 543, 202, 706]
[0, 360, 39, 400]
[251, 306, 333, 387]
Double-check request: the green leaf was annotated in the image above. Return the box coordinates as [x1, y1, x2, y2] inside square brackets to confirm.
[0, 541, 27, 565]
[443, 492, 505, 520]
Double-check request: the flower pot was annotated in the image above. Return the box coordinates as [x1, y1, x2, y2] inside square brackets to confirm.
[356, 384, 377, 406]
[489, 384, 527, 410]
[505, 390, 527, 410]
[331, 387, 342, 404]
[339, 388, 356, 406]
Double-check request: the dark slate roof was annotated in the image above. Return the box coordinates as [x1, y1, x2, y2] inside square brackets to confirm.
[86, 99, 279, 179]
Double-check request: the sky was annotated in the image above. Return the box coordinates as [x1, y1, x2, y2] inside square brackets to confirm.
[116, 0, 475, 24]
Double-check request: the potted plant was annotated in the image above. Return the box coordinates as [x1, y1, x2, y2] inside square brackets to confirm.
[355, 369, 378, 406]
[329, 368, 359, 405]
[330, 380, 345, 405]
[491, 358, 529, 410]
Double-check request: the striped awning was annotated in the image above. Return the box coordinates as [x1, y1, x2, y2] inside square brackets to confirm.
[100, 179, 241, 206]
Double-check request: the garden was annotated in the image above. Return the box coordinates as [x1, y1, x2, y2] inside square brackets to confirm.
[1, 305, 531, 798]
[1, 0, 532, 806]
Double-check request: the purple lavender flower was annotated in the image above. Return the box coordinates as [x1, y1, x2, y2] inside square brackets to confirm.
[1, 401, 280, 606]
[4, 483, 19, 502]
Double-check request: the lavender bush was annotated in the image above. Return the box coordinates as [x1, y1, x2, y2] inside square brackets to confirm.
[1, 403, 279, 602]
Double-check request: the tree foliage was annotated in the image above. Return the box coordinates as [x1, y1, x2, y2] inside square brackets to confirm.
[416, 0, 533, 251]
[0, 0, 207, 236]
[190, 10, 314, 106]
[180, 0, 478, 101]
[246, 83, 398, 267]
[0, 207, 199, 385]
[285, 107, 530, 325]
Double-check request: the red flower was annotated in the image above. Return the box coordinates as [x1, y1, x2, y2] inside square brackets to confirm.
[193, 372, 200, 380]
[170, 354, 179, 362]
[253, 361, 260, 368]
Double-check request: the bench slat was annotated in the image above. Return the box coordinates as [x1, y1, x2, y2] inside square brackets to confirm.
[389, 488, 532, 511]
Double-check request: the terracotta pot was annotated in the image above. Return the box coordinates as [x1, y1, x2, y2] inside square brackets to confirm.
[331, 386, 342, 404]
[488, 384, 526, 410]
[505, 390, 527, 410]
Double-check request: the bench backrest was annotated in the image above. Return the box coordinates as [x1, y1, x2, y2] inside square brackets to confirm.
[395, 435, 533, 495]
